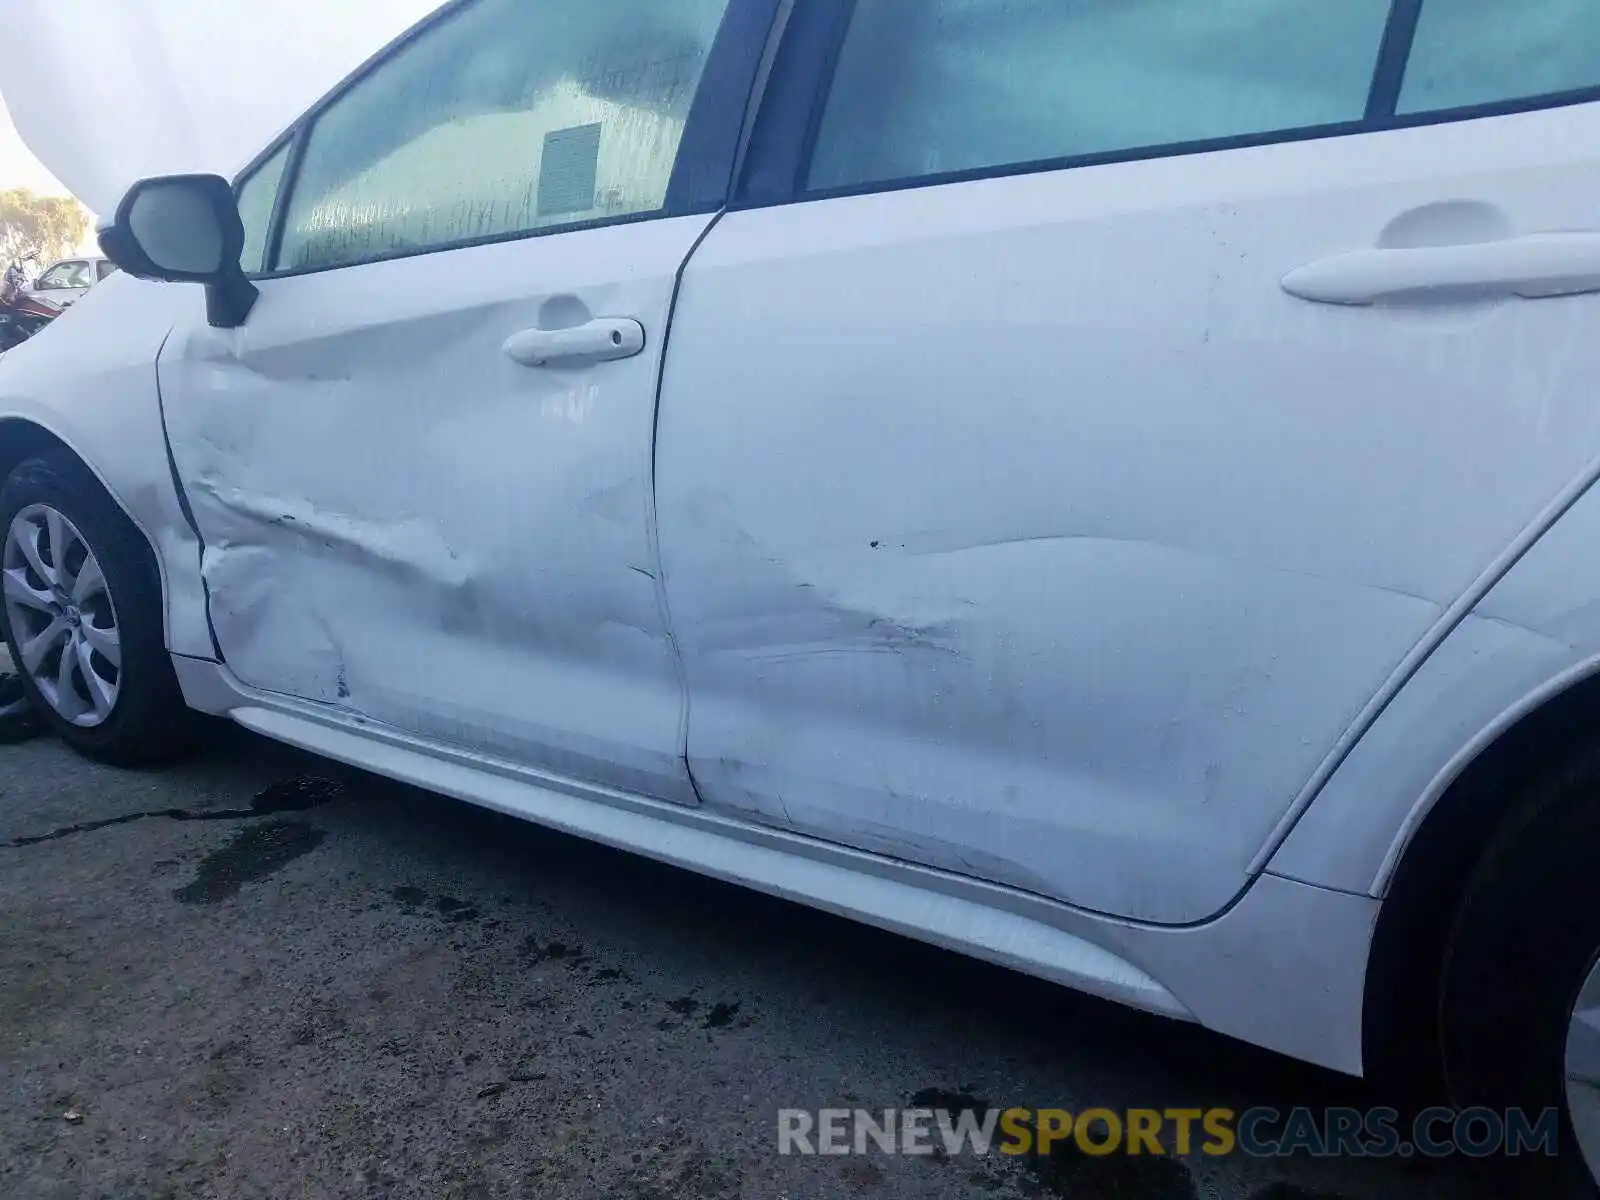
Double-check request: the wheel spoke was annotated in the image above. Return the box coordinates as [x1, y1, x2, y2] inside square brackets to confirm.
[14, 519, 56, 587]
[52, 634, 87, 721]
[44, 509, 70, 580]
[79, 617, 119, 669]
[74, 635, 114, 719]
[71, 552, 105, 604]
[19, 614, 69, 673]
[1571, 1006, 1600, 1089]
[3, 566, 56, 614]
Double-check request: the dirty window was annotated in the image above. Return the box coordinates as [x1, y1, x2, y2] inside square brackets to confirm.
[37, 261, 90, 289]
[1400, 0, 1600, 113]
[807, 0, 1391, 192]
[274, 0, 732, 273]
[235, 141, 292, 275]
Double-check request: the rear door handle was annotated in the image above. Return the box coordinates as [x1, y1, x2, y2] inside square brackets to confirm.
[503, 318, 646, 368]
[1282, 233, 1600, 306]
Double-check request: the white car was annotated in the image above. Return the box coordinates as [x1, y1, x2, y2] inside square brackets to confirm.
[4, 0, 1600, 1186]
[26, 255, 116, 309]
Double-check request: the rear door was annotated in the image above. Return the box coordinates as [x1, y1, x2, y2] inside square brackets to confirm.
[158, 0, 773, 802]
[657, 0, 1600, 922]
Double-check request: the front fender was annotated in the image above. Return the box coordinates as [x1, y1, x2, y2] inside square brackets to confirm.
[1270, 474, 1600, 896]
[0, 273, 211, 658]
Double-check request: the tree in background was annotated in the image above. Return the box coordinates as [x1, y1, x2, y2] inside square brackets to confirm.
[0, 187, 91, 265]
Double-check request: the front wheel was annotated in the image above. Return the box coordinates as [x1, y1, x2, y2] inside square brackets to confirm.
[1440, 747, 1600, 1196]
[0, 451, 192, 764]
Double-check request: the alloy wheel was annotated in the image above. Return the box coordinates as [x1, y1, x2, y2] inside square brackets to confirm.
[2, 503, 121, 726]
[1566, 953, 1600, 1188]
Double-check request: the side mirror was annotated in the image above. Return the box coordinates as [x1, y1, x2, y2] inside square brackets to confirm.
[99, 174, 258, 329]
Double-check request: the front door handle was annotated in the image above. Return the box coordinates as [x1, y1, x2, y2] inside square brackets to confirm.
[503, 318, 646, 368]
[1282, 233, 1600, 306]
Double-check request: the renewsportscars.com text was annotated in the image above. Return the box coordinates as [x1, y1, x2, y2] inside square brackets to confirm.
[777, 1105, 1559, 1160]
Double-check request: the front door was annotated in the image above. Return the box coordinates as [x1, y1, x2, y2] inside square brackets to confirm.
[159, 0, 760, 801]
[657, 0, 1600, 921]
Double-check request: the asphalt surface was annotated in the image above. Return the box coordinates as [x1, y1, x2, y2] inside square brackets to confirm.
[0, 721, 1510, 1200]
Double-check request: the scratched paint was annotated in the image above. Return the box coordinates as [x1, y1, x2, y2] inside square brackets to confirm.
[155, 216, 717, 804]
[656, 104, 1600, 924]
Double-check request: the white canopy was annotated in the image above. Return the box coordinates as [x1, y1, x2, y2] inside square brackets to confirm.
[0, 0, 442, 216]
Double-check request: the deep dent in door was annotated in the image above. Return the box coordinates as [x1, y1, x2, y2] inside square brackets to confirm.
[157, 279, 682, 787]
[667, 483, 1437, 913]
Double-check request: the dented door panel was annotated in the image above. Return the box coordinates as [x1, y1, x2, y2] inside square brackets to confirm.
[658, 105, 1600, 924]
[159, 217, 710, 802]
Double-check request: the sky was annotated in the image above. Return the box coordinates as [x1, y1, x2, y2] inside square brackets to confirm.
[0, 0, 440, 221]
[0, 99, 69, 197]
[1, 97, 98, 254]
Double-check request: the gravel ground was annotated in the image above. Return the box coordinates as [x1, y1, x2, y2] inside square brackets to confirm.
[0, 722, 1510, 1200]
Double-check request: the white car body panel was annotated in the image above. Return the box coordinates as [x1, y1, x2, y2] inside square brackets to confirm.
[6, 0, 1600, 1093]
[0, 273, 212, 657]
[657, 102, 1600, 925]
[156, 217, 714, 803]
[169, 651, 1377, 1075]
[1273, 474, 1600, 896]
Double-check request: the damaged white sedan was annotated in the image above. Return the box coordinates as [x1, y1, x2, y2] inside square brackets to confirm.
[6, 0, 1600, 1188]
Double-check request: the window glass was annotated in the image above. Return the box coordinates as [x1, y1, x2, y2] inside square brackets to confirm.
[1400, 0, 1600, 114]
[39, 262, 89, 289]
[275, 0, 731, 273]
[96, 260, 119, 280]
[235, 142, 292, 275]
[808, 0, 1391, 192]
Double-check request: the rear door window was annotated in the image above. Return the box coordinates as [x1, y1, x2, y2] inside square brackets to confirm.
[799, 0, 1600, 199]
[1400, 0, 1600, 113]
[807, 0, 1392, 192]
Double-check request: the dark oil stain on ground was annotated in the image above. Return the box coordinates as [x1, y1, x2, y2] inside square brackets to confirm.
[7, 775, 347, 849]
[435, 895, 481, 922]
[173, 820, 326, 904]
[390, 887, 480, 922]
[248, 776, 348, 815]
[703, 1001, 741, 1029]
[521, 938, 586, 966]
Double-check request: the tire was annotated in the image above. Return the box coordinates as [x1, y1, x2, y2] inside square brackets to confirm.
[1440, 745, 1600, 1197]
[0, 450, 193, 764]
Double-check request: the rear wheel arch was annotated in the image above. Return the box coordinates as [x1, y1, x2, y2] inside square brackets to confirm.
[1363, 669, 1600, 1094]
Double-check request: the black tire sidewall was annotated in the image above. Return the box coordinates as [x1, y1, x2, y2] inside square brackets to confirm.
[0, 452, 188, 764]
[1440, 750, 1600, 1196]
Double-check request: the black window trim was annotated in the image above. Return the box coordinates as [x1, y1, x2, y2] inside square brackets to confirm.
[226, 0, 781, 282]
[734, 0, 1600, 211]
[231, 135, 296, 279]
[1366, 0, 1425, 119]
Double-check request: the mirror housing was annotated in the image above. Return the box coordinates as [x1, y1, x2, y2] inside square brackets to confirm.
[99, 173, 259, 329]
